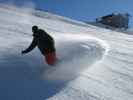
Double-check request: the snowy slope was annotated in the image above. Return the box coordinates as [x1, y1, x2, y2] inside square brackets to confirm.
[0, 4, 133, 100]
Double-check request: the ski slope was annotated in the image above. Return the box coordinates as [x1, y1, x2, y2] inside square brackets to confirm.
[0, 4, 133, 100]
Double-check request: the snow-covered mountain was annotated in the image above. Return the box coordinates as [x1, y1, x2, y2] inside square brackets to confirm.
[0, 4, 133, 100]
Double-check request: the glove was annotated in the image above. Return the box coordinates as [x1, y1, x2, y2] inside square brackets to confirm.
[21, 50, 26, 55]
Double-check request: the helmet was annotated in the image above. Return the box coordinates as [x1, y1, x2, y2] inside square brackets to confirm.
[32, 25, 38, 32]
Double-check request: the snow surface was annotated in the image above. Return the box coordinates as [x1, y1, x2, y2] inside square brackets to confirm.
[0, 4, 133, 100]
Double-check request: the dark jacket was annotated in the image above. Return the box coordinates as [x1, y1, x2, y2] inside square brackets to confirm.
[23, 29, 55, 55]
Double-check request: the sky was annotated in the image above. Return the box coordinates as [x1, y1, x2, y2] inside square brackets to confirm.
[0, 0, 133, 27]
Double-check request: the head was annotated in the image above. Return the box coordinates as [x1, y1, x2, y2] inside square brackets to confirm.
[32, 25, 38, 33]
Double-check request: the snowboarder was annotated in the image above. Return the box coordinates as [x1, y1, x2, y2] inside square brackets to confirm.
[21, 25, 57, 65]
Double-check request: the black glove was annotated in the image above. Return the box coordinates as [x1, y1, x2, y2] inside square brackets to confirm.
[21, 50, 27, 54]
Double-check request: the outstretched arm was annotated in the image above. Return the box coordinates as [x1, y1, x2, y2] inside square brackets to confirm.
[22, 37, 37, 54]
